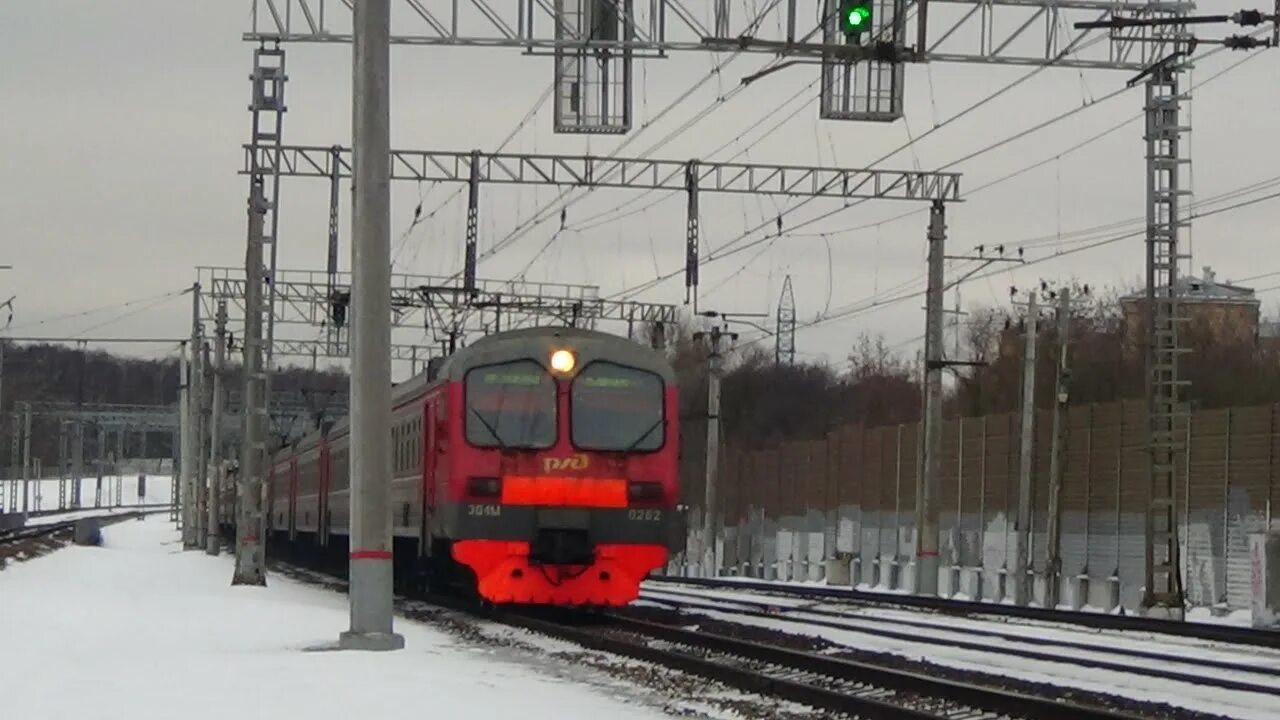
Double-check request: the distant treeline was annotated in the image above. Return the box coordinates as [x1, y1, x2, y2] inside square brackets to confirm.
[666, 284, 1280, 454]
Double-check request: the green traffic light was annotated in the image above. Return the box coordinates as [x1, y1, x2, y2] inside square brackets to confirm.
[841, 4, 872, 33]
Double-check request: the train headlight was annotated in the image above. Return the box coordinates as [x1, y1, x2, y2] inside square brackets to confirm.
[467, 477, 502, 498]
[550, 349, 576, 374]
[627, 480, 664, 502]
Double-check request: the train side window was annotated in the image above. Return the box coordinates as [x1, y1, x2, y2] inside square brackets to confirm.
[413, 418, 421, 469]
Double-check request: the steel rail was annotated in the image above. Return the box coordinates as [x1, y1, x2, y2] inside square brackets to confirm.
[587, 613, 1145, 720]
[648, 575, 1280, 649]
[637, 588, 1280, 695]
[0, 509, 166, 546]
[269, 558, 1147, 720]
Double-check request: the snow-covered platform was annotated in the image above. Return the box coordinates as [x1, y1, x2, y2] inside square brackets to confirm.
[0, 516, 672, 720]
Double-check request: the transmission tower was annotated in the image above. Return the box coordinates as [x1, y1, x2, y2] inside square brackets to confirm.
[775, 275, 796, 365]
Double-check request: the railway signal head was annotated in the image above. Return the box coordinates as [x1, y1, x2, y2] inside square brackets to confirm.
[840, 0, 873, 35]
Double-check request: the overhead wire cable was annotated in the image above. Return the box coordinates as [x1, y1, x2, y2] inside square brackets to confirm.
[391, 80, 557, 271]
[607, 32, 1116, 300]
[486, 2, 837, 275]
[734, 185, 1280, 346]
[611, 38, 1267, 300]
[791, 35, 1268, 239]
[4, 286, 191, 333]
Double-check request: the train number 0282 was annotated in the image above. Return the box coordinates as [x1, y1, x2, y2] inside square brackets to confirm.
[627, 509, 662, 522]
[466, 504, 502, 517]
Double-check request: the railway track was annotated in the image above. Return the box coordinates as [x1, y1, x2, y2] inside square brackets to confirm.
[636, 586, 1280, 697]
[649, 574, 1280, 649]
[487, 606, 1148, 720]
[270, 559, 1158, 720]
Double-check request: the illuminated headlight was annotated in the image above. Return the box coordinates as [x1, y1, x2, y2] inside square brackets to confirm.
[550, 349, 576, 374]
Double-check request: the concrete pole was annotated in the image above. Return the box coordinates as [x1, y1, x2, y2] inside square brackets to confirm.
[96, 425, 105, 508]
[6, 411, 15, 515]
[914, 200, 946, 596]
[115, 428, 124, 507]
[339, 0, 404, 651]
[198, 339, 211, 546]
[207, 302, 227, 555]
[57, 421, 67, 510]
[702, 326, 725, 577]
[71, 421, 83, 509]
[0, 342, 4, 508]
[1045, 288, 1071, 609]
[1014, 292, 1038, 606]
[179, 342, 196, 544]
[21, 402, 30, 519]
[191, 285, 207, 548]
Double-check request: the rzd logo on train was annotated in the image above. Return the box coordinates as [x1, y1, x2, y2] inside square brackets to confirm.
[543, 453, 589, 473]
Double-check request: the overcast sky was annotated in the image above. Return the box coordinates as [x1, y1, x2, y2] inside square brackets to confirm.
[3, 1, 1278, 381]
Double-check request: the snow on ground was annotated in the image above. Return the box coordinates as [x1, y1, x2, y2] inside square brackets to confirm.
[639, 583, 1280, 720]
[0, 516, 678, 720]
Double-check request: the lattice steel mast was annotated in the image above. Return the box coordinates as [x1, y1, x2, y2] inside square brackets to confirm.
[775, 275, 796, 365]
[1142, 44, 1192, 619]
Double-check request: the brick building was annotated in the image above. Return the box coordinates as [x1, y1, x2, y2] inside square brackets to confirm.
[1120, 266, 1259, 348]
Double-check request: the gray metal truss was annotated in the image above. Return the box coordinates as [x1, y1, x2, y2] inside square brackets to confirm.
[197, 266, 679, 363]
[29, 403, 179, 432]
[244, 0, 1190, 70]
[919, 0, 1193, 70]
[25, 400, 340, 452]
[242, 145, 962, 202]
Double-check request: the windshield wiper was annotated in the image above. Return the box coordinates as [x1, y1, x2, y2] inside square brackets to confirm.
[623, 418, 664, 453]
[468, 406, 509, 449]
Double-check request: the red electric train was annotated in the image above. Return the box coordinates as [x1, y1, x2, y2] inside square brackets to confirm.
[257, 326, 681, 606]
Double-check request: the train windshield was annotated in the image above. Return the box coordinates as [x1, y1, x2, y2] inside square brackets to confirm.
[465, 360, 557, 449]
[571, 361, 665, 452]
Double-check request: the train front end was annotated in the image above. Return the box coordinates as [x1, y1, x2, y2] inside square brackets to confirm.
[440, 328, 679, 606]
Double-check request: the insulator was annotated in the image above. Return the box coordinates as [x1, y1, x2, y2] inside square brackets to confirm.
[1234, 10, 1264, 26]
[1224, 34, 1264, 49]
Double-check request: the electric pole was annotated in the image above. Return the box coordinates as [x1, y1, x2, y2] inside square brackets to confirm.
[234, 180, 268, 586]
[692, 320, 737, 577]
[912, 206, 1021, 596]
[71, 421, 83, 510]
[179, 340, 194, 544]
[95, 425, 105, 508]
[188, 284, 204, 549]
[916, 200, 947, 596]
[207, 302, 227, 555]
[1074, 0, 1280, 622]
[1013, 289, 1039, 606]
[0, 341, 5, 509]
[339, 0, 404, 652]
[1045, 286, 1081, 609]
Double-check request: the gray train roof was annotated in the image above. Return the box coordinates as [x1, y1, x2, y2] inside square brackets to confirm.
[440, 326, 675, 383]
